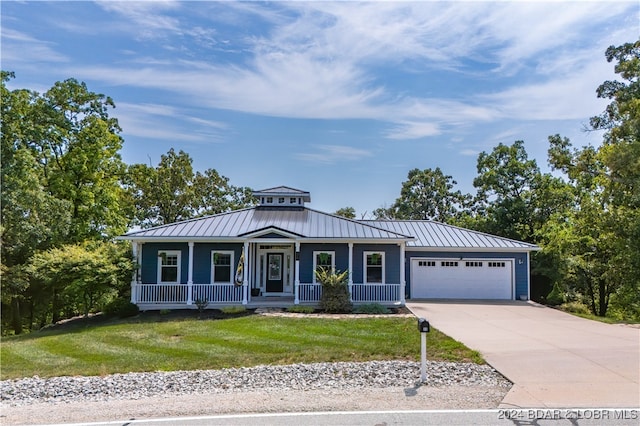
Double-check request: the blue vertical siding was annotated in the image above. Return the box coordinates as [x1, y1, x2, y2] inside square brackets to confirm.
[404, 251, 529, 299]
[140, 242, 243, 284]
[299, 243, 349, 282]
[352, 244, 401, 284]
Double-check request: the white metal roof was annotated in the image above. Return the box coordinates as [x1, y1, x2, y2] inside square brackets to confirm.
[122, 207, 412, 241]
[362, 220, 539, 250]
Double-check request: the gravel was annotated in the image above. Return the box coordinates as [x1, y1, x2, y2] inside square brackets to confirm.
[1, 360, 510, 407]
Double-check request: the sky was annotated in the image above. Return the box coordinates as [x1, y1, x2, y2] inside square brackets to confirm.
[2, 1, 638, 217]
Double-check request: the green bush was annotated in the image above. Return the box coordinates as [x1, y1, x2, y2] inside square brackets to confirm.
[354, 303, 389, 314]
[287, 305, 315, 314]
[546, 282, 565, 306]
[560, 301, 591, 315]
[316, 269, 352, 314]
[103, 298, 139, 318]
[221, 306, 246, 315]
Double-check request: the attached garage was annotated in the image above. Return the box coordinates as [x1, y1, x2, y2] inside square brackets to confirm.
[410, 258, 514, 299]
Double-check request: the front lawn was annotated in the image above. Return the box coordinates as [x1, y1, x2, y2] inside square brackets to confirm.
[0, 313, 482, 380]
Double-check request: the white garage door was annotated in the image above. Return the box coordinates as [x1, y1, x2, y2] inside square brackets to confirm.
[411, 258, 513, 299]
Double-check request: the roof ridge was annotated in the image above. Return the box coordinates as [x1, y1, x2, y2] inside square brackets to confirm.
[307, 208, 414, 239]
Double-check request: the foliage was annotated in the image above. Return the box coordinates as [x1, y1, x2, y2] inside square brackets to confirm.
[103, 298, 139, 318]
[315, 269, 352, 313]
[545, 282, 565, 306]
[378, 168, 469, 223]
[354, 303, 389, 314]
[220, 306, 247, 315]
[194, 298, 209, 314]
[559, 301, 591, 316]
[0, 316, 483, 380]
[27, 241, 135, 321]
[287, 305, 315, 313]
[334, 207, 356, 219]
[125, 148, 256, 228]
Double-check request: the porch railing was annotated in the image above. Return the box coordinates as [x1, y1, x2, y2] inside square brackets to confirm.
[298, 283, 322, 302]
[135, 283, 242, 304]
[136, 283, 188, 304]
[351, 283, 401, 302]
[193, 283, 243, 303]
[134, 283, 402, 304]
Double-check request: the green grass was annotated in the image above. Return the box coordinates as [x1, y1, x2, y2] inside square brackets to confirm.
[0, 314, 483, 380]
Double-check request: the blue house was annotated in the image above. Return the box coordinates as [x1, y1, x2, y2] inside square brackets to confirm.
[120, 186, 538, 309]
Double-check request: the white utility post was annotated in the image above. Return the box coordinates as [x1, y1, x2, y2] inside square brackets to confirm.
[418, 318, 430, 382]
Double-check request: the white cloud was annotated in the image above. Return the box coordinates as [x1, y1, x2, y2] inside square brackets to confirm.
[295, 145, 373, 164]
[115, 102, 226, 142]
[1, 28, 68, 64]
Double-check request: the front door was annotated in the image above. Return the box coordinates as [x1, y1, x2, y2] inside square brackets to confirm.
[266, 253, 284, 292]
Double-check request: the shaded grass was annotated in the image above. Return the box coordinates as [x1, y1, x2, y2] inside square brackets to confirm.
[1, 314, 482, 380]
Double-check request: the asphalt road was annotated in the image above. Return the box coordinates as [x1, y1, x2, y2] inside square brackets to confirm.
[45, 409, 640, 426]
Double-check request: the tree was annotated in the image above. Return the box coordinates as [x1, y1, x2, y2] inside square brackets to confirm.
[334, 207, 356, 219]
[126, 149, 255, 228]
[383, 168, 469, 223]
[1, 72, 129, 333]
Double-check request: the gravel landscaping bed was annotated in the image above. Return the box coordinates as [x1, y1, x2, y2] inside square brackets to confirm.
[1, 360, 510, 407]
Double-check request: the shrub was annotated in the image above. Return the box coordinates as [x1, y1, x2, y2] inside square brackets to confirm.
[316, 269, 352, 313]
[354, 303, 389, 314]
[546, 282, 565, 306]
[287, 305, 315, 314]
[221, 306, 246, 315]
[103, 298, 139, 318]
[560, 301, 591, 315]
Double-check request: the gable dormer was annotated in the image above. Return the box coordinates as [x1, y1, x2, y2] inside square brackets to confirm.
[253, 186, 311, 208]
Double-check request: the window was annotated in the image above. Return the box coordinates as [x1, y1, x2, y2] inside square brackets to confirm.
[290, 197, 297, 204]
[364, 252, 384, 284]
[441, 261, 459, 267]
[158, 250, 181, 283]
[488, 261, 506, 268]
[212, 251, 234, 283]
[278, 197, 285, 204]
[418, 260, 435, 267]
[465, 261, 483, 267]
[313, 251, 335, 282]
[266, 197, 273, 204]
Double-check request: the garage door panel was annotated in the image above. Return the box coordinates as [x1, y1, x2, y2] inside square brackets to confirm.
[411, 259, 512, 299]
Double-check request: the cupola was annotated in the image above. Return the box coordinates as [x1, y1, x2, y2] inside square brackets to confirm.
[252, 186, 311, 208]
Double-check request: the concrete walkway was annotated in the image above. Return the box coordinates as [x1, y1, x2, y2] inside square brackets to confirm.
[407, 300, 640, 408]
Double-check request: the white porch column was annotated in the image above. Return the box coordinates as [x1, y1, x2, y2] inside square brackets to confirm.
[294, 241, 301, 304]
[399, 242, 406, 305]
[130, 242, 139, 304]
[242, 242, 249, 305]
[526, 251, 531, 301]
[187, 242, 194, 305]
[348, 243, 354, 302]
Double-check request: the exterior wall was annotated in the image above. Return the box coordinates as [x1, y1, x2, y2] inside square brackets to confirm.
[140, 242, 243, 284]
[141, 242, 189, 284]
[352, 244, 401, 284]
[404, 251, 529, 299]
[298, 243, 350, 282]
[192, 243, 244, 283]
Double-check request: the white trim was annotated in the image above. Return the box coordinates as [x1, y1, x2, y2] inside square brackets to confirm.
[526, 252, 531, 300]
[312, 251, 335, 283]
[363, 251, 385, 284]
[157, 250, 181, 284]
[211, 250, 235, 284]
[187, 242, 194, 305]
[399, 242, 406, 304]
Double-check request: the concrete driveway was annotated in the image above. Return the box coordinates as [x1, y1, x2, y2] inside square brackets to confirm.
[407, 300, 640, 408]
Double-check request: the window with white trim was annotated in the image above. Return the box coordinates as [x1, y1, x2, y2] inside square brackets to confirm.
[364, 252, 384, 284]
[158, 250, 181, 283]
[418, 260, 436, 267]
[313, 251, 335, 282]
[441, 261, 459, 267]
[465, 261, 483, 267]
[212, 251, 234, 283]
[488, 261, 506, 268]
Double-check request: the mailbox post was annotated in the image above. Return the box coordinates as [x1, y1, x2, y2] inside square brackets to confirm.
[417, 318, 430, 382]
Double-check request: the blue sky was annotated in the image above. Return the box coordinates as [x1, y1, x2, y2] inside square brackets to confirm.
[2, 1, 638, 217]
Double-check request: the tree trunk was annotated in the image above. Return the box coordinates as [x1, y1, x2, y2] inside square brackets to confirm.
[598, 281, 608, 317]
[11, 297, 23, 335]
